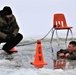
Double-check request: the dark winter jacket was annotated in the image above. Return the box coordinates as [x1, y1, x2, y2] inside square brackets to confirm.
[67, 51, 76, 60]
[57, 49, 76, 60]
[0, 13, 19, 39]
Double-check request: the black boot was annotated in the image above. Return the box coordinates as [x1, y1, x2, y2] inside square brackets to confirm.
[3, 49, 13, 55]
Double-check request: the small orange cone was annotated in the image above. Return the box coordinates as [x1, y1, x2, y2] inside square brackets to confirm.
[10, 47, 18, 53]
[31, 40, 47, 68]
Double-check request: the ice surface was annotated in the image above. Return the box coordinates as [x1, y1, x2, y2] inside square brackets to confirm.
[0, 38, 76, 75]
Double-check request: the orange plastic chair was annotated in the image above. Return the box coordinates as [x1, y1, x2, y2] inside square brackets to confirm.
[53, 59, 66, 69]
[50, 13, 73, 45]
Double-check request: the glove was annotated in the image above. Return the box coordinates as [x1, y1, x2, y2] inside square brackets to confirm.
[6, 34, 15, 41]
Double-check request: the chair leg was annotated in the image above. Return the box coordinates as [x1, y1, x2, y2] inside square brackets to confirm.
[56, 30, 60, 46]
[69, 29, 74, 41]
[50, 29, 55, 47]
[65, 29, 69, 43]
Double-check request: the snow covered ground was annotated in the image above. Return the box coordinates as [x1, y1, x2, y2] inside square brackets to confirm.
[0, 38, 76, 75]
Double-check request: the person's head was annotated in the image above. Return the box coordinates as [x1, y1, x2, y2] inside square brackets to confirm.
[67, 41, 76, 52]
[1, 6, 13, 19]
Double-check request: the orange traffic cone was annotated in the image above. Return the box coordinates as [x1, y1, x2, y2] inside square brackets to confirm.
[10, 47, 18, 53]
[31, 40, 47, 68]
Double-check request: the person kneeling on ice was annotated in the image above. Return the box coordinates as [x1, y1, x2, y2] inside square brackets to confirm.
[0, 6, 23, 55]
[57, 41, 76, 60]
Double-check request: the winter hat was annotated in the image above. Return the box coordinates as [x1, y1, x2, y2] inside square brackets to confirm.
[2, 6, 12, 16]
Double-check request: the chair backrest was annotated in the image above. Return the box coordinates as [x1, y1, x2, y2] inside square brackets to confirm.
[53, 13, 67, 28]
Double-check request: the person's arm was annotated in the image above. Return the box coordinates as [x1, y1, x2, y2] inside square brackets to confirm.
[57, 49, 68, 59]
[67, 51, 76, 60]
[57, 49, 65, 59]
[0, 32, 7, 39]
[0, 18, 7, 39]
[12, 19, 19, 36]
[11, 15, 19, 36]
